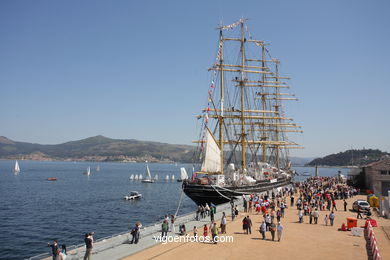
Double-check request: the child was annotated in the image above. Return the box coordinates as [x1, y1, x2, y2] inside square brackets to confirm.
[324, 214, 328, 226]
[193, 226, 198, 237]
[203, 224, 208, 242]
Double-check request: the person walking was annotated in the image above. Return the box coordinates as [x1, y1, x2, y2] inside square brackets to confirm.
[130, 222, 141, 244]
[211, 221, 219, 244]
[220, 212, 227, 234]
[203, 224, 208, 242]
[161, 220, 169, 238]
[269, 222, 276, 241]
[324, 214, 329, 226]
[242, 216, 249, 234]
[357, 207, 363, 219]
[83, 232, 93, 260]
[298, 210, 303, 223]
[329, 211, 335, 226]
[332, 200, 337, 211]
[309, 210, 313, 224]
[313, 208, 319, 224]
[246, 216, 252, 234]
[343, 200, 348, 211]
[277, 222, 284, 242]
[259, 221, 266, 240]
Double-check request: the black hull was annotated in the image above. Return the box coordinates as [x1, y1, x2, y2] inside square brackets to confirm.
[183, 178, 292, 205]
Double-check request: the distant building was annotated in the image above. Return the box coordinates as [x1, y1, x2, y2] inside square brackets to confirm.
[363, 157, 390, 196]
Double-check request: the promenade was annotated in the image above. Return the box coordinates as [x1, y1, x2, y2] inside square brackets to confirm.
[124, 195, 390, 260]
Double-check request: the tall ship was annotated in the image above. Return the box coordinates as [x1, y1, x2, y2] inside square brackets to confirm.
[183, 19, 303, 205]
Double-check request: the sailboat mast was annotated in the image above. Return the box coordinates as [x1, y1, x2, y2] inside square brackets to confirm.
[219, 29, 224, 175]
[240, 21, 246, 170]
[275, 61, 280, 169]
[261, 45, 267, 162]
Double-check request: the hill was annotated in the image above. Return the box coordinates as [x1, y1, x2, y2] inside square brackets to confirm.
[0, 135, 195, 163]
[306, 149, 390, 166]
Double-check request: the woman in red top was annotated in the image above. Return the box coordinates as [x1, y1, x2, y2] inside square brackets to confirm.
[203, 224, 208, 238]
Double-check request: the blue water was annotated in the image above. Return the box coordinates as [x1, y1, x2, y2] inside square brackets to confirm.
[0, 160, 196, 260]
[0, 160, 348, 259]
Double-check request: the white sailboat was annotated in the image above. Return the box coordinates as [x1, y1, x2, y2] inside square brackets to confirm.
[129, 174, 134, 180]
[177, 167, 188, 182]
[171, 174, 175, 181]
[154, 174, 158, 180]
[134, 174, 139, 180]
[141, 164, 154, 183]
[165, 175, 169, 181]
[13, 160, 20, 174]
[139, 174, 143, 180]
[83, 166, 91, 176]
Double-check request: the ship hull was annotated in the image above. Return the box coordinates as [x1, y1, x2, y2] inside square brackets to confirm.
[183, 177, 292, 205]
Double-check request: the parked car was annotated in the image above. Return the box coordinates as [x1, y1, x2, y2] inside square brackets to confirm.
[352, 200, 370, 212]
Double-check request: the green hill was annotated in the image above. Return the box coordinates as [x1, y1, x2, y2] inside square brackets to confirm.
[0, 135, 195, 162]
[306, 149, 390, 166]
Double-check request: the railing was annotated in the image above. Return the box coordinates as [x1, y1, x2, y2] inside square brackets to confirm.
[29, 199, 244, 260]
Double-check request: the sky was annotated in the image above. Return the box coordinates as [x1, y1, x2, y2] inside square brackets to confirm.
[0, 0, 389, 158]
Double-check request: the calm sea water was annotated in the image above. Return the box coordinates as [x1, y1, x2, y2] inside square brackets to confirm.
[0, 160, 347, 259]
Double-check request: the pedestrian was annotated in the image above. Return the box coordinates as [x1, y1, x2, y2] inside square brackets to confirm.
[324, 214, 328, 226]
[246, 215, 252, 234]
[313, 208, 319, 224]
[58, 245, 67, 260]
[298, 210, 303, 223]
[259, 221, 266, 240]
[193, 226, 198, 237]
[83, 232, 93, 260]
[211, 222, 219, 244]
[203, 224, 208, 242]
[309, 210, 313, 224]
[242, 216, 249, 234]
[343, 200, 348, 211]
[210, 207, 214, 222]
[130, 222, 141, 244]
[269, 222, 276, 241]
[47, 240, 58, 260]
[290, 195, 294, 207]
[220, 212, 227, 234]
[332, 200, 337, 211]
[243, 198, 248, 212]
[170, 215, 175, 233]
[357, 207, 363, 219]
[161, 220, 169, 238]
[277, 222, 283, 242]
[329, 211, 335, 226]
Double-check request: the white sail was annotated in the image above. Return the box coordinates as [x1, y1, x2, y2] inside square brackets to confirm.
[14, 160, 20, 174]
[129, 174, 134, 180]
[165, 175, 169, 180]
[145, 165, 152, 180]
[139, 174, 143, 180]
[86, 166, 91, 176]
[201, 128, 221, 174]
[154, 174, 158, 180]
[180, 167, 188, 180]
[134, 174, 139, 180]
[171, 174, 175, 180]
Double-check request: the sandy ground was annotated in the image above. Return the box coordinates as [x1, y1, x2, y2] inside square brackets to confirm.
[124, 195, 390, 260]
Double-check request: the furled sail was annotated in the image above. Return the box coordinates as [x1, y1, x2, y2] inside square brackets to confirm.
[200, 128, 221, 174]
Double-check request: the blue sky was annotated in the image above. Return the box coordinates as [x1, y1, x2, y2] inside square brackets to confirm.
[0, 0, 389, 157]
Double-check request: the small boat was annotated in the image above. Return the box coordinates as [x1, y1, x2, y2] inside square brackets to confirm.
[129, 174, 134, 180]
[83, 166, 91, 176]
[134, 174, 139, 180]
[165, 175, 169, 181]
[139, 174, 143, 180]
[123, 191, 142, 200]
[171, 174, 175, 181]
[13, 160, 20, 174]
[141, 164, 154, 183]
[177, 167, 189, 182]
[154, 174, 158, 180]
[47, 177, 57, 181]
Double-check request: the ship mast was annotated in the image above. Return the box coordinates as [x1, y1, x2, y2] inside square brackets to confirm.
[240, 21, 246, 171]
[218, 29, 224, 175]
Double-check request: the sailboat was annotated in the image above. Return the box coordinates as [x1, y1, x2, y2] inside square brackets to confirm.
[177, 167, 189, 182]
[134, 174, 139, 180]
[13, 160, 20, 174]
[171, 174, 175, 181]
[165, 175, 169, 181]
[154, 174, 158, 180]
[129, 174, 134, 180]
[141, 164, 154, 183]
[182, 19, 302, 205]
[138, 174, 143, 180]
[83, 166, 91, 176]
